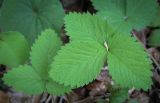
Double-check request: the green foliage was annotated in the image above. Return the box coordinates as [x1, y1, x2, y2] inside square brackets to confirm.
[3, 65, 45, 95]
[64, 12, 109, 45]
[50, 13, 152, 90]
[30, 29, 62, 79]
[148, 29, 160, 47]
[0, 0, 65, 44]
[3, 29, 71, 95]
[92, 0, 158, 34]
[108, 34, 152, 90]
[0, 31, 29, 68]
[1, 0, 156, 97]
[109, 88, 128, 103]
[0, 0, 3, 8]
[50, 41, 107, 87]
[151, 7, 160, 27]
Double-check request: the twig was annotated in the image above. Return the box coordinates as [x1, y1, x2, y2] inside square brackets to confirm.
[41, 93, 47, 102]
[45, 95, 52, 103]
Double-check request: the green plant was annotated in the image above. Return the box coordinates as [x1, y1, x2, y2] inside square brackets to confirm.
[0, 0, 158, 102]
[0, 0, 64, 44]
[0, 31, 29, 68]
[49, 13, 152, 91]
[151, 6, 160, 27]
[148, 29, 160, 47]
[2, 13, 152, 97]
[92, 0, 158, 34]
[3, 29, 71, 95]
[109, 88, 128, 103]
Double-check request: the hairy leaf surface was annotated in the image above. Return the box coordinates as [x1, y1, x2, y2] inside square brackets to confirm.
[50, 41, 107, 87]
[92, 0, 158, 34]
[0, 31, 29, 68]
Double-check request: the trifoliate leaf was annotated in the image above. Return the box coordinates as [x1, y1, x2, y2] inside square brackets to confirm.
[0, 0, 64, 44]
[92, 0, 158, 34]
[110, 88, 128, 103]
[63, 13, 152, 90]
[107, 34, 152, 90]
[50, 41, 107, 87]
[0, 31, 30, 68]
[64, 12, 109, 45]
[151, 7, 160, 27]
[31, 29, 62, 78]
[148, 29, 160, 47]
[3, 65, 45, 95]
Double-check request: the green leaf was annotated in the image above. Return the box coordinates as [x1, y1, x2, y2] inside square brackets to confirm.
[50, 41, 107, 87]
[3, 29, 70, 95]
[3, 65, 45, 95]
[61, 13, 152, 90]
[30, 29, 71, 95]
[30, 29, 62, 78]
[64, 12, 110, 45]
[0, 31, 30, 68]
[148, 29, 160, 47]
[151, 6, 160, 27]
[92, 0, 158, 34]
[31, 29, 70, 95]
[46, 79, 71, 96]
[149, 29, 160, 47]
[110, 88, 128, 103]
[107, 34, 152, 90]
[49, 13, 151, 91]
[0, 0, 64, 44]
